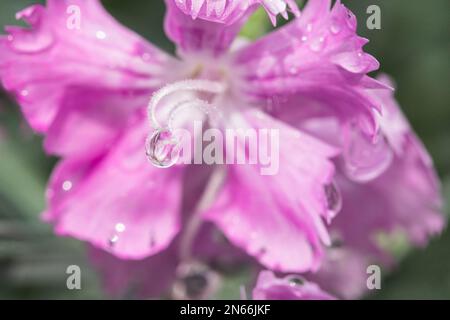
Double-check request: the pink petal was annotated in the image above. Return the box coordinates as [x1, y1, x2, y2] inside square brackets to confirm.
[234, 0, 381, 137]
[308, 74, 445, 299]
[43, 89, 149, 159]
[0, 1, 174, 133]
[204, 110, 339, 273]
[171, 0, 300, 25]
[253, 270, 336, 300]
[164, 0, 250, 55]
[306, 248, 369, 299]
[43, 115, 184, 259]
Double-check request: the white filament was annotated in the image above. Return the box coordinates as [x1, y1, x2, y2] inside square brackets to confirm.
[147, 79, 226, 130]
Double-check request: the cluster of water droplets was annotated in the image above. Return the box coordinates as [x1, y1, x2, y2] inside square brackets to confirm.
[108, 222, 126, 248]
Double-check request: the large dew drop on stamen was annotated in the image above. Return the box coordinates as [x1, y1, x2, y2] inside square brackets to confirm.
[145, 127, 181, 168]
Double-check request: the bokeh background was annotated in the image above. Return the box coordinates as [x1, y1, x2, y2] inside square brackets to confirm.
[0, 0, 449, 299]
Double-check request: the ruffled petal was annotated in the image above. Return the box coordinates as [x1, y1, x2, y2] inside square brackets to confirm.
[172, 0, 300, 25]
[204, 109, 339, 273]
[306, 248, 369, 299]
[233, 0, 383, 137]
[164, 0, 250, 55]
[308, 75, 445, 299]
[0, 0, 174, 133]
[252, 270, 336, 300]
[43, 115, 184, 259]
[44, 88, 149, 159]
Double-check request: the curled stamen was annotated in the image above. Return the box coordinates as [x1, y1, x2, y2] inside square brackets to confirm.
[147, 79, 226, 130]
[145, 79, 226, 168]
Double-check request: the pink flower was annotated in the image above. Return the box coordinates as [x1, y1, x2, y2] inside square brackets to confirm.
[0, 0, 444, 299]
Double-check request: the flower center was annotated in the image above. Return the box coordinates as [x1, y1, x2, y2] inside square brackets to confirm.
[145, 78, 227, 168]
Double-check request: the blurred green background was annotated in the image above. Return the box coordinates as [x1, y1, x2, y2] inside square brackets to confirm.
[0, 0, 449, 299]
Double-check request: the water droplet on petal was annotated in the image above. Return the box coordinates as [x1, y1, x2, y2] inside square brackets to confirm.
[343, 130, 393, 182]
[287, 276, 305, 287]
[330, 20, 341, 34]
[62, 180, 73, 192]
[95, 30, 106, 40]
[301, 35, 308, 42]
[146, 127, 181, 168]
[310, 36, 326, 52]
[324, 182, 342, 217]
[115, 223, 126, 233]
[306, 23, 313, 32]
[108, 234, 119, 247]
[108, 223, 126, 247]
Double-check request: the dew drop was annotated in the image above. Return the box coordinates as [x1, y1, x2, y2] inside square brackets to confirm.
[62, 180, 73, 192]
[20, 89, 29, 97]
[95, 30, 106, 40]
[301, 35, 308, 42]
[141, 52, 151, 61]
[309, 36, 326, 52]
[145, 127, 181, 168]
[324, 181, 342, 216]
[343, 130, 393, 182]
[287, 276, 305, 287]
[330, 21, 341, 35]
[108, 234, 119, 247]
[306, 23, 313, 32]
[108, 223, 126, 247]
[115, 223, 126, 233]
